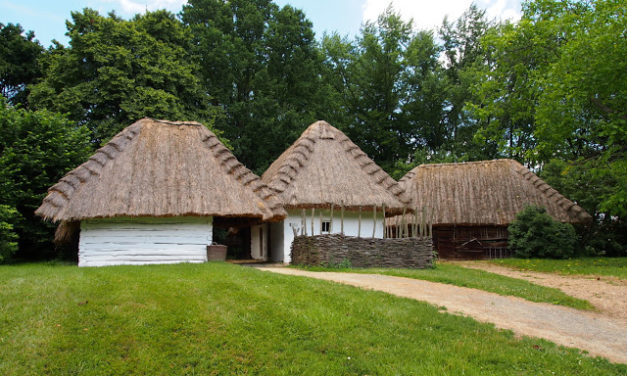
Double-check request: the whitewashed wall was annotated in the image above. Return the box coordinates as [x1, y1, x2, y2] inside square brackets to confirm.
[250, 223, 268, 261]
[274, 209, 384, 264]
[78, 217, 213, 267]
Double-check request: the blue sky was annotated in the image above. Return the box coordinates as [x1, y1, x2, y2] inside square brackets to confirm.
[1, 0, 522, 47]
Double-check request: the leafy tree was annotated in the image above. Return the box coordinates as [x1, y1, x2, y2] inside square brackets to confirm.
[533, 0, 626, 218]
[29, 9, 216, 145]
[322, 6, 446, 172]
[439, 5, 492, 157]
[0, 205, 19, 263]
[0, 23, 43, 107]
[540, 159, 626, 256]
[508, 206, 577, 259]
[182, 0, 325, 173]
[0, 101, 92, 259]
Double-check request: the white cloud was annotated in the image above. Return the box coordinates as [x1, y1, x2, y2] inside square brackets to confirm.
[362, 0, 521, 32]
[99, 0, 187, 15]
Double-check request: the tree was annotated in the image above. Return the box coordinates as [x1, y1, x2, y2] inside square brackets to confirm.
[0, 205, 18, 263]
[29, 9, 216, 145]
[439, 5, 492, 157]
[322, 6, 446, 172]
[0, 23, 43, 107]
[182, 0, 326, 173]
[0, 101, 92, 259]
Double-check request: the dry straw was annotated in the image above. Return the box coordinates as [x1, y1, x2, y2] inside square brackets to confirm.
[397, 159, 591, 225]
[261, 120, 410, 214]
[36, 118, 287, 226]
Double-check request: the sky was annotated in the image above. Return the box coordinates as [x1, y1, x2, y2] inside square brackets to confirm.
[1, 0, 522, 47]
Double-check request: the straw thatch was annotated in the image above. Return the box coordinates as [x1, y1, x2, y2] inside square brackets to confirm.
[398, 159, 591, 225]
[36, 118, 286, 223]
[261, 120, 410, 214]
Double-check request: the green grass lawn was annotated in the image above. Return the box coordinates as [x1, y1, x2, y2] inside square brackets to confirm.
[295, 263, 593, 310]
[490, 257, 627, 279]
[1, 263, 623, 375]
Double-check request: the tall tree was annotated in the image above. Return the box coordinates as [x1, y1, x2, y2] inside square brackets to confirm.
[0, 23, 43, 107]
[439, 5, 491, 157]
[182, 0, 325, 173]
[29, 9, 215, 145]
[322, 6, 445, 172]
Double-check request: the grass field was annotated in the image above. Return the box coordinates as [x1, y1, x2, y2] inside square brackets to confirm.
[0, 262, 623, 375]
[295, 263, 593, 310]
[490, 257, 627, 279]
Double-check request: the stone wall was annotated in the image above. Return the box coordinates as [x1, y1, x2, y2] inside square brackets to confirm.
[290, 234, 434, 268]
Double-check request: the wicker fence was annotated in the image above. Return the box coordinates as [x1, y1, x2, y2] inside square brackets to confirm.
[291, 234, 434, 268]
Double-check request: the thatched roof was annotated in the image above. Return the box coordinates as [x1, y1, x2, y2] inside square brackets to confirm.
[36, 118, 286, 222]
[398, 159, 591, 225]
[261, 120, 410, 213]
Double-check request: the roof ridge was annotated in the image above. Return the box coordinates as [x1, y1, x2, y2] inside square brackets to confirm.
[511, 162, 587, 221]
[199, 127, 286, 219]
[36, 119, 146, 220]
[412, 158, 516, 170]
[264, 120, 410, 206]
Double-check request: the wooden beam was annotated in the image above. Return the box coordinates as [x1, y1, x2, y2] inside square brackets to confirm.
[357, 206, 362, 238]
[372, 206, 376, 238]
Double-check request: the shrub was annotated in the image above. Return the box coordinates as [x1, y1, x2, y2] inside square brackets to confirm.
[508, 206, 577, 259]
[0, 205, 19, 263]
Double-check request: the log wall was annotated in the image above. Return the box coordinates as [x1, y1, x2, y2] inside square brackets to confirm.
[78, 217, 212, 267]
[291, 234, 433, 268]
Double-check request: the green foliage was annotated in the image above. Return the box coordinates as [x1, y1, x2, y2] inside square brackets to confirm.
[0, 102, 92, 259]
[322, 6, 448, 172]
[1, 263, 622, 374]
[29, 9, 217, 145]
[540, 159, 626, 256]
[182, 0, 326, 173]
[508, 206, 577, 259]
[0, 23, 43, 106]
[0, 205, 19, 263]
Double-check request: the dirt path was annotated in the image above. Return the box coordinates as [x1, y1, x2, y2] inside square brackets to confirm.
[453, 261, 627, 323]
[256, 267, 627, 364]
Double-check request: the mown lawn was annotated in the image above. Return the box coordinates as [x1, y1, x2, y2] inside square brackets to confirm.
[490, 257, 627, 279]
[0, 262, 623, 375]
[295, 263, 593, 310]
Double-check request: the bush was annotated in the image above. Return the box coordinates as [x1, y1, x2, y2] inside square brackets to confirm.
[508, 206, 577, 259]
[0, 205, 19, 263]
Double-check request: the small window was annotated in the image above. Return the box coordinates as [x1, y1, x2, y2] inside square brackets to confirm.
[321, 221, 331, 233]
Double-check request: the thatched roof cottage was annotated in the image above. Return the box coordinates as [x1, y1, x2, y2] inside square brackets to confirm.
[397, 159, 591, 258]
[260, 120, 411, 263]
[36, 118, 285, 266]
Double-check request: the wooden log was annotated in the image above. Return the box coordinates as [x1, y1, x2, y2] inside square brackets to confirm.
[319, 209, 322, 234]
[340, 201, 344, 234]
[372, 206, 376, 238]
[413, 205, 419, 237]
[330, 203, 334, 233]
[302, 208, 307, 236]
[382, 203, 386, 238]
[311, 208, 315, 235]
[401, 207, 406, 238]
[422, 206, 427, 238]
[357, 206, 362, 238]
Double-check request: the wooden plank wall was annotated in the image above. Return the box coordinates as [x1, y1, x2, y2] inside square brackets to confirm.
[433, 225, 510, 260]
[78, 217, 213, 266]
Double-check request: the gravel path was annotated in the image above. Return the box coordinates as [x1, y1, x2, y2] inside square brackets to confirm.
[453, 261, 627, 323]
[256, 267, 627, 364]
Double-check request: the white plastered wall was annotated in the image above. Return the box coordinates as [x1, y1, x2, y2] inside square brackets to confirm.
[250, 223, 269, 261]
[273, 209, 385, 264]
